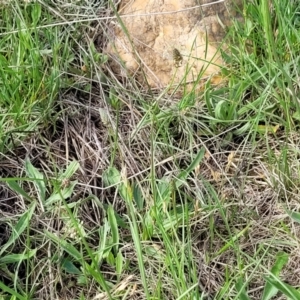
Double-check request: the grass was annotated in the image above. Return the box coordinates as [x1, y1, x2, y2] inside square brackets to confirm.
[0, 0, 300, 299]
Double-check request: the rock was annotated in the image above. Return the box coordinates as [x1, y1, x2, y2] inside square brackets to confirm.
[106, 0, 243, 93]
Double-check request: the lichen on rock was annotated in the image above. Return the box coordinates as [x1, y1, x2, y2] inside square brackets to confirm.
[106, 0, 243, 92]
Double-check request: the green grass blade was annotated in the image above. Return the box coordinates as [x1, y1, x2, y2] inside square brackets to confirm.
[0, 249, 37, 265]
[104, 166, 150, 297]
[262, 252, 289, 300]
[107, 205, 120, 254]
[58, 160, 80, 180]
[235, 277, 251, 300]
[44, 230, 112, 297]
[44, 230, 82, 261]
[25, 158, 46, 207]
[45, 180, 78, 205]
[264, 276, 300, 300]
[0, 203, 36, 256]
[175, 147, 205, 188]
[0, 280, 26, 300]
[6, 181, 33, 202]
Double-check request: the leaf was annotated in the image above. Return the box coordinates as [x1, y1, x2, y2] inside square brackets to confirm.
[143, 212, 154, 239]
[292, 111, 300, 122]
[235, 277, 251, 300]
[107, 205, 119, 254]
[234, 122, 252, 135]
[215, 224, 251, 257]
[245, 19, 254, 37]
[286, 210, 300, 223]
[7, 181, 33, 202]
[58, 161, 80, 181]
[61, 258, 82, 275]
[31, 3, 42, 26]
[215, 100, 228, 120]
[119, 181, 133, 202]
[144, 244, 164, 262]
[0, 249, 37, 265]
[103, 167, 132, 202]
[46, 180, 78, 206]
[0, 280, 26, 300]
[93, 219, 110, 265]
[262, 252, 289, 300]
[25, 158, 46, 204]
[77, 275, 88, 286]
[99, 107, 109, 126]
[133, 183, 144, 210]
[270, 252, 289, 276]
[175, 148, 205, 188]
[264, 276, 300, 300]
[156, 177, 172, 203]
[115, 251, 123, 277]
[44, 230, 82, 261]
[112, 210, 128, 229]
[102, 167, 120, 187]
[108, 87, 120, 109]
[106, 251, 115, 266]
[256, 124, 280, 134]
[0, 203, 36, 256]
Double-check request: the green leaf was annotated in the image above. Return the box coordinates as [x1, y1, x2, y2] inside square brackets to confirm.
[113, 211, 128, 229]
[133, 183, 144, 210]
[84, 263, 110, 294]
[106, 251, 115, 266]
[215, 100, 228, 120]
[264, 276, 300, 300]
[0, 203, 36, 256]
[7, 181, 33, 202]
[102, 167, 120, 187]
[95, 219, 110, 264]
[292, 111, 300, 122]
[46, 180, 78, 206]
[270, 252, 289, 276]
[143, 212, 154, 239]
[107, 205, 119, 254]
[262, 252, 289, 300]
[108, 87, 120, 109]
[156, 177, 172, 203]
[103, 236, 114, 255]
[61, 258, 82, 275]
[0, 249, 37, 265]
[103, 167, 132, 202]
[31, 3, 42, 26]
[58, 161, 80, 181]
[0, 280, 26, 300]
[25, 158, 46, 204]
[176, 148, 205, 188]
[115, 251, 123, 277]
[235, 277, 251, 300]
[44, 230, 82, 261]
[77, 275, 88, 286]
[215, 224, 251, 257]
[233, 122, 252, 135]
[286, 210, 300, 223]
